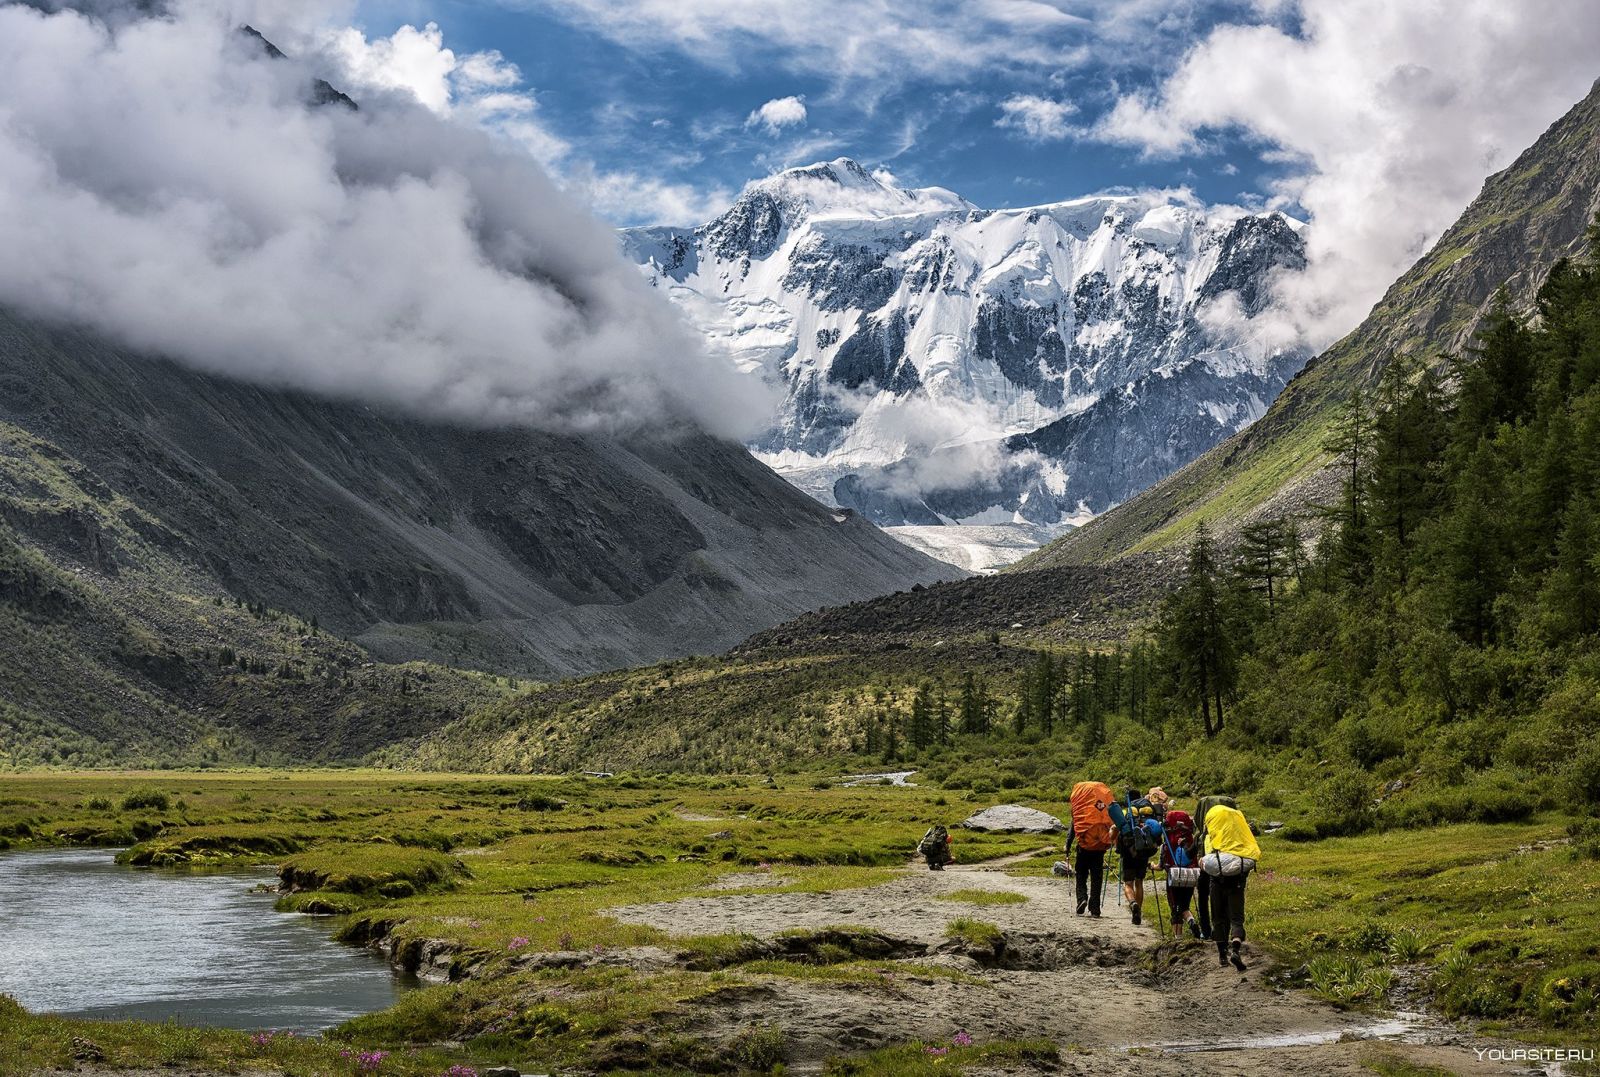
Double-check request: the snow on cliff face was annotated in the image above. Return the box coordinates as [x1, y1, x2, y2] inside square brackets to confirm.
[621, 158, 1308, 558]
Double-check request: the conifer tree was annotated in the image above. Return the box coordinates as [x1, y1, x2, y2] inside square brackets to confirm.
[1540, 496, 1600, 642]
[1324, 389, 1376, 586]
[1160, 522, 1235, 736]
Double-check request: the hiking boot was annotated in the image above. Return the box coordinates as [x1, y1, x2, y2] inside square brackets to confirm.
[1187, 918, 1202, 941]
[1075, 899, 1087, 916]
[1229, 939, 1247, 971]
[1130, 901, 1141, 926]
[1218, 951, 1230, 967]
[1089, 908, 1101, 918]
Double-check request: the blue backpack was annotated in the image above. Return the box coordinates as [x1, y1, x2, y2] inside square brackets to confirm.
[1110, 795, 1161, 856]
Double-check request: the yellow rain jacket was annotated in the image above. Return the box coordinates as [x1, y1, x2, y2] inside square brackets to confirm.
[1202, 805, 1261, 860]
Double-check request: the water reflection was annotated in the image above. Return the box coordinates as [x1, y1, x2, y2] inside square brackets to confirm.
[0, 847, 412, 1030]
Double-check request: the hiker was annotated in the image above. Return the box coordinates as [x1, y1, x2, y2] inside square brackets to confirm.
[1159, 806, 1202, 940]
[918, 824, 952, 870]
[1192, 793, 1238, 940]
[1066, 780, 1118, 917]
[1201, 801, 1261, 970]
[1110, 788, 1163, 926]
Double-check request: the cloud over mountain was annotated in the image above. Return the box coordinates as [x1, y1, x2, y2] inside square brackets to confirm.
[0, 0, 767, 435]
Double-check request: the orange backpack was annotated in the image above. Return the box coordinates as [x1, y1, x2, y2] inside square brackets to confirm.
[1069, 781, 1117, 852]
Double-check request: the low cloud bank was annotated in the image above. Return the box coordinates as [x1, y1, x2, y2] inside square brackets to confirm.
[0, 0, 769, 435]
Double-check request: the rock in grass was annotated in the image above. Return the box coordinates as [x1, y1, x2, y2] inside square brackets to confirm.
[960, 804, 1066, 833]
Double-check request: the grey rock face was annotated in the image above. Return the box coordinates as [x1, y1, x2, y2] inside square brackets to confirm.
[0, 305, 962, 682]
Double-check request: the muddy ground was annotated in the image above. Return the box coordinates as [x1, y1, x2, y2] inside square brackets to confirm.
[609, 852, 1540, 1076]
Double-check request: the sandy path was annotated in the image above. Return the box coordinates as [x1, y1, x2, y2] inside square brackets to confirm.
[610, 858, 1536, 1075]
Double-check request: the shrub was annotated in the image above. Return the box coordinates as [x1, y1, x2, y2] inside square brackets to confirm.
[1307, 953, 1392, 1005]
[1386, 926, 1430, 963]
[728, 1023, 786, 1070]
[120, 791, 170, 812]
[1312, 771, 1374, 837]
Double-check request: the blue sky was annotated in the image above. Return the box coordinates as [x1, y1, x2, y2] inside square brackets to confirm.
[321, 0, 1599, 349]
[342, 0, 1302, 225]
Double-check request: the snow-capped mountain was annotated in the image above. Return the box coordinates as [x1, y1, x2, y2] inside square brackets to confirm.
[622, 158, 1308, 568]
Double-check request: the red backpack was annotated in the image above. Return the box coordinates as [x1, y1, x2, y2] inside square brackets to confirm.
[1069, 781, 1117, 853]
[1160, 809, 1195, 867]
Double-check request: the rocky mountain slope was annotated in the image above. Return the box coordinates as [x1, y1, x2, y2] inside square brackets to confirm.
[623, 160, 1309, 563]
[1030, 77, 1600, 568]
[0, 305, 958, 764]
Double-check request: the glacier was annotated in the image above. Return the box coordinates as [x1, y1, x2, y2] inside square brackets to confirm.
[621, 158, 1308, 569]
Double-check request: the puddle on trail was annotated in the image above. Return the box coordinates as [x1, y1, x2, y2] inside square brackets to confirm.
[1121, 1012, 1428, 1053]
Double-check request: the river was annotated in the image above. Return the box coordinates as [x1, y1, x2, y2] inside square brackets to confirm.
[0, 847, 412, 1030]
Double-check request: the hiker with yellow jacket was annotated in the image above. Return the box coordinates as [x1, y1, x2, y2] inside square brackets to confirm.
[1200, 801, 1260, 970]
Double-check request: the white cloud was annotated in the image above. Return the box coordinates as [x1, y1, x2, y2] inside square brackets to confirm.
[322, 22, 569, 165]
[566, 165, 734, 227]
[0, 1, 769, 436]
[1095, 0, 1600, 349]
[746, 95, 808, 134]
[995, 93, 1077, 141]
[520, 0, 1089, 86]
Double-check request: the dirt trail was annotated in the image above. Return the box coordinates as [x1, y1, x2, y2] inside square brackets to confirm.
[610, 856, 1535, 1076]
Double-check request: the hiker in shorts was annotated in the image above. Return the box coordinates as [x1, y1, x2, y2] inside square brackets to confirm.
[1117, 826, 1152, 925]
[1192, 793, 1237, 941]
[1113, 788, 1162, 927]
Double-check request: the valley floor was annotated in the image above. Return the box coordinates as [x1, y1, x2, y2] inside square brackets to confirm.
[0, 772, 1593, 1077]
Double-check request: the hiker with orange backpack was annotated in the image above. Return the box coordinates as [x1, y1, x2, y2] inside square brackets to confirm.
[1065, 780, 1117, 917]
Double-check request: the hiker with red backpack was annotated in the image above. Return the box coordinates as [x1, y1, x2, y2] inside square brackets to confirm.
[1159, 805, 1203, 940]
[1065, 780, 1117, 917]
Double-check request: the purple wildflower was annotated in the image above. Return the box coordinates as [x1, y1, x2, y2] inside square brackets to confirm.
[953, 1030, 973, 1048]
[507, 936, 531, 952]
[925, 1046, 949, 1056]
[444, 1066, 478, 1077]
[354, 1049, 389, 1073]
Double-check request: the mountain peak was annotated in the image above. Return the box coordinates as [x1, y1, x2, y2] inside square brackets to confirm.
[739, 158, 972, 222]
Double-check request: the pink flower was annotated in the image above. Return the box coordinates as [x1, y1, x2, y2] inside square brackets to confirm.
[445, 1067, 478, 1077]
[925, 1046, 949, 1056]
[507, 936, 531, 952]
[953, 1030, 973, 1048]
[355, 1049, 389, 1073]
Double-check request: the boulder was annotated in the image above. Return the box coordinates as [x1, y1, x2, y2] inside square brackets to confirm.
[960, 804, 1065, 833]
